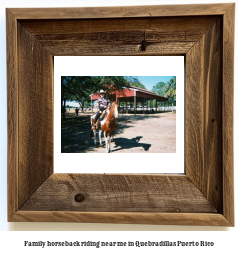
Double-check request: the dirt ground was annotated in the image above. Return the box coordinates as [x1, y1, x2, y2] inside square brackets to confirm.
[61, 111, 176, 153]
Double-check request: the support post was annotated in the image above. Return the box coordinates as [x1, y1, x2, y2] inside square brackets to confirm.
[134, 96, 136, 115]
[143, 97, 145, 114]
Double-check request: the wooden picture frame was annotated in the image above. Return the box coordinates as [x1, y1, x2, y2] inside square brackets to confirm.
[7, 3, 234, 226]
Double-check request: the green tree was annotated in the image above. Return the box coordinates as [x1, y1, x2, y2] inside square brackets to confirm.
[125, 76, 147, 89]
[164, 77, 176, 113]
[151, 81, 167, 96]
[95, 76, 130, 97]
[152, 77, 176, 113]
[61, 76, 129, 116]
[61, 76, 78, 117]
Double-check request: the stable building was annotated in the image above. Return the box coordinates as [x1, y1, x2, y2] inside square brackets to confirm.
[90, 86, 169, 114]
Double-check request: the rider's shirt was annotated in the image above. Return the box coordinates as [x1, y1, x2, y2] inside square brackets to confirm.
[95, 97, 111, 110]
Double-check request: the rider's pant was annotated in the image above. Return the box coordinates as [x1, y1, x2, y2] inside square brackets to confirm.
[94, 107, 105, 124]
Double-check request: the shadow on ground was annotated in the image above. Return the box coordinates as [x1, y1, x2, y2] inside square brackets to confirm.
[113, 136, 151, 152]
[61, 113, 158, 153]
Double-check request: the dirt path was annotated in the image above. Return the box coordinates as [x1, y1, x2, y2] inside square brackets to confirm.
[61, 112, 176, 153]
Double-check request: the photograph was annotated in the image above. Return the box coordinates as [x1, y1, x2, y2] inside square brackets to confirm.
[54, 56, 184, 174]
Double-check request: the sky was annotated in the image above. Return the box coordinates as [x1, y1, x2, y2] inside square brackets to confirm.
[136, 76, 173, 91]
[66, 76, 174, 107]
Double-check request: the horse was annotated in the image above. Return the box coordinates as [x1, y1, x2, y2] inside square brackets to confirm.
[90, 101, 119, 153]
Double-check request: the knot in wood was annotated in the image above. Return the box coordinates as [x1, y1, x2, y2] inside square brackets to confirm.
[74, 193, 85, 202]
[140, 40, 148, 51]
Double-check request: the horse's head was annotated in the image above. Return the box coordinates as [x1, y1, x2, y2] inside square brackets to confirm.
[111, 101, 119, 119]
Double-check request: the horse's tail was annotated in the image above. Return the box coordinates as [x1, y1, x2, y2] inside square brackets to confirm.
[89, 130, 94, 139]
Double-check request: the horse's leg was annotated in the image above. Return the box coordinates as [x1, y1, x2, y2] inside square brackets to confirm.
[108, 134, 111, 153]
[99, 129, 102, 146]
[91, 116, 97, 145]
[104, 131, 109, 153]
[93, 129, 97, 145]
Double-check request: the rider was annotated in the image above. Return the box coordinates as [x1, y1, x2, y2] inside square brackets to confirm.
[92, 89, 111, 128]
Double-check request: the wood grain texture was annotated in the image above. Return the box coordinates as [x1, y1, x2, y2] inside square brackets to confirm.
[11, 211, 232, 226]
[186, 18, 223, 212]
[6, 9, 18, 221]
[19, 17, 218, 56]
[18, 23, 54, 208]
[222, 4, 235, 226]
[8, 4, 233, 19]
[37, 41, 194, 56]
[20, 174, 217, 213]
[20, 17, 218, 34]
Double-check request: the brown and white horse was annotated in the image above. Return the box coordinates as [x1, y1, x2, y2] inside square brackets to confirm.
[90, 101, 119, 153]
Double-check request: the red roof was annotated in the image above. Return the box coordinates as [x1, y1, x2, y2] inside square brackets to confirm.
[90, 86, 167, 101]
[129, 85, 160, 96]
